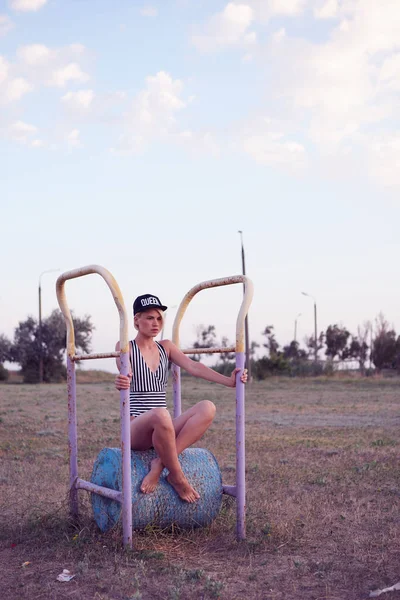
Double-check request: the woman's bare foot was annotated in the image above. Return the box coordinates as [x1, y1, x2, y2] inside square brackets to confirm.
[167, 473, 200, 503]
[140, 458, 164, 493]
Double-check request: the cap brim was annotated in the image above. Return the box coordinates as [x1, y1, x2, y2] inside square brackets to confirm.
[137, 304, 168, 313]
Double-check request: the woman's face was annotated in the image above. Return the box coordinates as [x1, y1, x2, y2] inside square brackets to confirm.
[135, 309, 163, 337]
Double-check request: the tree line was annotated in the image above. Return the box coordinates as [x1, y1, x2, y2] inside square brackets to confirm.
[0, 310, 93, 383]
[192, 313, 400, 378]
[1, 311, 400, 383]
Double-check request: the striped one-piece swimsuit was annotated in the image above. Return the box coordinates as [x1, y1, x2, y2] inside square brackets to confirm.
[129, 340, 169, 417]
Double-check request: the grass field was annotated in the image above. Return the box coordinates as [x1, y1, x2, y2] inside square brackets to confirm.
[0, 376, 399, 599]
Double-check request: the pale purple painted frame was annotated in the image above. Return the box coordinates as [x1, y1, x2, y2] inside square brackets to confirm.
[56, 265, 133, 548]
[171, 275, 254, 540]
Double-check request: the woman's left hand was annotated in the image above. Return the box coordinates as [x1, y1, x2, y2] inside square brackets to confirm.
[230, 367, 248, 387]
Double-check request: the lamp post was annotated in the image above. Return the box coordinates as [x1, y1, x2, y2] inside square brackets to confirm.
[301, 291, 318, 361]
[238, 231, 251, 381]
[294, 313, 302, 343]
[39, 269, 60, 383]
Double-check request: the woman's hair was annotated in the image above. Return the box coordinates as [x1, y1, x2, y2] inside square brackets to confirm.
[134, 308, 164, 331]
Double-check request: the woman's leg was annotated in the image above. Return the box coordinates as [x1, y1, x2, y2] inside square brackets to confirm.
[130, 408, 199, 502]
[141, 401, 216, 493]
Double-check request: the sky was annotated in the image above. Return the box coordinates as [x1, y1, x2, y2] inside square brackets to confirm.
[2, 0, 400, 373]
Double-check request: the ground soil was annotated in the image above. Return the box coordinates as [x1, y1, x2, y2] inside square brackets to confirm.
[0, 376, 399, 599]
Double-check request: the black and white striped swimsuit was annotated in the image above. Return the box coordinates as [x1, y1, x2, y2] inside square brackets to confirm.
[129, 340, 169, 417]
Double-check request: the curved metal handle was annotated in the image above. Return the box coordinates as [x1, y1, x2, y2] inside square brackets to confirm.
[172, 275, 254, 352]
[56, 264, 129, 358]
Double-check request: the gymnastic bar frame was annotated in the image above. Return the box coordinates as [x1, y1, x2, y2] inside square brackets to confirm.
[56, 265, 133, 548]
[171, 275, 254, 541]
[56, 267, 253, 547]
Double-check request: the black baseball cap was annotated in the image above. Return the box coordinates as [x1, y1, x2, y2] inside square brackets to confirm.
[133, 294, 168, 315]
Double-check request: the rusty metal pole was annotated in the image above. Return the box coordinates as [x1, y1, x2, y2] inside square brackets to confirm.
[38, 281, 43, 383]
[301, 292, 318, 362]
[294, 313, 302, 343]
[238, 231, 251, 382]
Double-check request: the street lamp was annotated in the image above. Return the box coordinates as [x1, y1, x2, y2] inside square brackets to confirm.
[301, 291, 318, 361]
[294, 313, 302, 343]
[238, 230, 251, 381]
[39, 269, 60, 383]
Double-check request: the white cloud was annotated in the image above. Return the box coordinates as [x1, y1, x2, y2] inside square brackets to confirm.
[267, 0, 307, 16]
[0, 55, 33, 103]
[31, 138, 44, 147]
[241, 117, 307, 172]
[9, 119, 38, 143]
[0, 56, 9, 85]
[69, 43, 85, 55]
[178, 130, 220, 157]
[4, 77, 33, 101]
[245, 0, 308, 21]
[14, 44, 90, 95]
[10, 0, 48, 12]
[252, 0, 400, 185]
[314, 0, 338, 19]
[113, 72, 215, 157]
[366, 133, 400, 187]
[379, 53, 400, 92]
[67, 128, 81, 148]
[61, 89, 94, 109]
[192, 3, 254, 52]
[242, 52, 253, 63]
[49, 62, 89, 87]
[116, 71, 186, 152]
[243, 134, 306, 170]
[140, 6, 158, 17]
[17, 44, 52, 65]
[0, 14, 14, 36]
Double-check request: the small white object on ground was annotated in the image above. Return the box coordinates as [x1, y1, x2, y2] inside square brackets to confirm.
[369, 581, 400, 597]
[57, 569, 75, 582]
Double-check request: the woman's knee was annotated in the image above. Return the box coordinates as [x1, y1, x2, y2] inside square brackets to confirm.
[150, 407, 174, 429]
[198, 400, 216, 421]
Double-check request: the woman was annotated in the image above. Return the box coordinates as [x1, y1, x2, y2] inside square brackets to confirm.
[115, 293, 247, 503]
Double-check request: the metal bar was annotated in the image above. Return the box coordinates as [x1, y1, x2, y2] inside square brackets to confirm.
[172, 364, 181, 418]
[67, 355, 79, 519]
[72, 352, 120, 362]
[119, 350, 132, 548]
[76, 478, 122, 502]
[182, 346, 235, 355]
[236, 351, 246, 540]
[222, 485, 237, 497]
[56, 265, 129, 360]
[56, 264, 132, 548]
[171, 275, 253, 541]
[172, 275, 254, 354]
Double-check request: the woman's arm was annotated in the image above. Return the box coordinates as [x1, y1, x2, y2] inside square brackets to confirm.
[161, 340, 247, 388]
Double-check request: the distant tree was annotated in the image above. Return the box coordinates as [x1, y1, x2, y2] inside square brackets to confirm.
[10, 310, 94, 383]
[283, 340, 307, 360]
[0, 334, 12, 364]
[219, 336, 235, 364]
[304, 332, 325, 359]
[190, 324, 217, 362]
[371, 313, 399, 372]
[325, 324, 350, 361]
[250, 340, 259, 358]
[343, 337, 369, 372]
[342, 323, 370, 373]
[0, 334, 10, 381]
[262, 325, 280, 357]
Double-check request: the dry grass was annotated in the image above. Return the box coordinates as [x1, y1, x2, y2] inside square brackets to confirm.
[0, 377, 399, 599]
